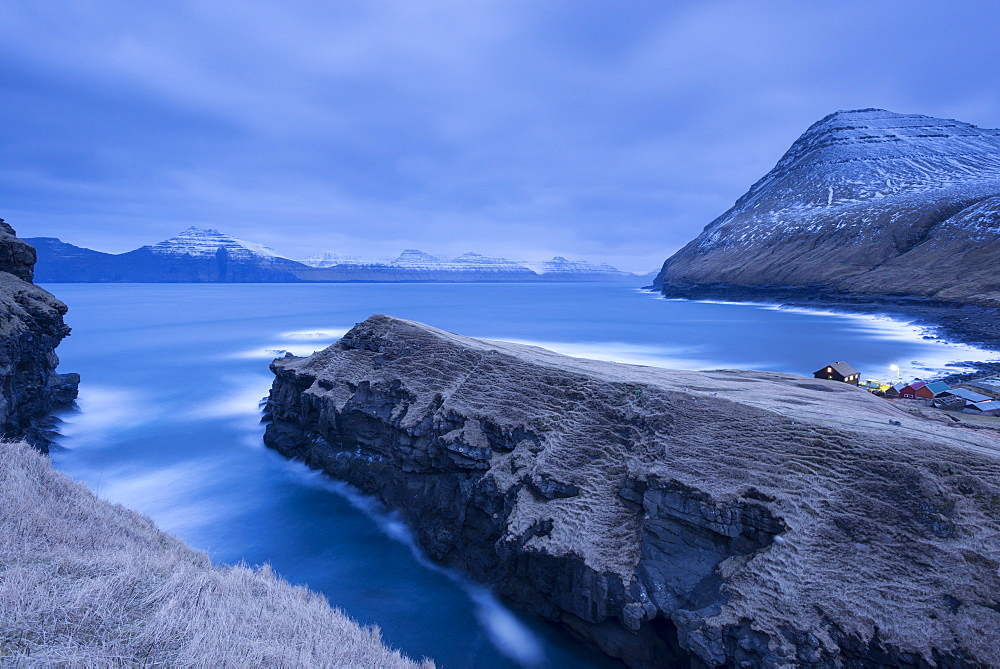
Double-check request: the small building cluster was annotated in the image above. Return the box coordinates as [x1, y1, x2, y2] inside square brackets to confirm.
[813, 363, 1000, 417]
[885, 380, 950, 400]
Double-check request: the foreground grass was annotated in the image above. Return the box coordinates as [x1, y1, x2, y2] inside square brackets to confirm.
[0, 440, 431, 667]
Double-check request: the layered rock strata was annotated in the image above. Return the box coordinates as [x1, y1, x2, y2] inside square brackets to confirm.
[264, 315, 1000, 668]
[0, 220, 78, 449]
[656, 109, 1000, 307]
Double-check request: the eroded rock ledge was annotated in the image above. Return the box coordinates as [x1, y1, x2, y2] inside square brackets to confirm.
[264, 314, 1000, 668]
[0, 219, 78, 449]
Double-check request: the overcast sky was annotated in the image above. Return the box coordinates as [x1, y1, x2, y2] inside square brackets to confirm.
[2, 1, 998, 271]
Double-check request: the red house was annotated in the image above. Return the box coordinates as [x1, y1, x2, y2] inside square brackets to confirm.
[899, 381, 927, 399]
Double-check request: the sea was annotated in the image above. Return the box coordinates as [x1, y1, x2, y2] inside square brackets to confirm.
[43, 282, 999, 668]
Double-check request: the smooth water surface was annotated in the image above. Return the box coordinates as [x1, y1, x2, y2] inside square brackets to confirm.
[44, 283, 998, 668]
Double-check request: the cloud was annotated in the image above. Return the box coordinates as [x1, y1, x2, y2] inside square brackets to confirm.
[2, 1, 999, 271]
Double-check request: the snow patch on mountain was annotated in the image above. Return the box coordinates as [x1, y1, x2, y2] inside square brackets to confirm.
[301, 251, 388, 268]
[525, 257, 632, 277]
[300, 249, 636, 277]
[656, 108, 1000, 306]
[691, 109, 1000, 254]
[146, 227, 286, 261]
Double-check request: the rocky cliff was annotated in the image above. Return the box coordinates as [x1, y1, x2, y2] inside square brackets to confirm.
[0, 220, 78, 449]
[655, 109, 1000, 307]
[264, 315, 1000, 668]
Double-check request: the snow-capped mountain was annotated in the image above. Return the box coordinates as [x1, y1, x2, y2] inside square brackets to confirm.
[301, 251, 388, 268]
[302, 249, 535, 274]
[527, 256, 635, 279]
[27, 228, 308, 282]
[28, 233, 646, 283]
[295, 249, 639, 281]
[389, 249, 448, 269]
[655, 109, 1000, 306]
[145, 227, 286, 261]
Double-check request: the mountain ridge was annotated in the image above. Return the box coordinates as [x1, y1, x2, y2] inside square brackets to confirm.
[28, 228, 646, 283]
[655, 108, 1000, 307]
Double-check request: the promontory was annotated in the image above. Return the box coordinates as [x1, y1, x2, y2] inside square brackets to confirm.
[265, 314, 1000, 667]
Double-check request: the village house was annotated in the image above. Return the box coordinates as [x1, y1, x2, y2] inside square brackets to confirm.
[863, 379, 891, 392]
[813, 361, 860, 385]
[964, 400, 1000, 417]
[935, 387, 993, 409]
[885, 382, 907, 399]
[934, 394, 971, 411]
[923, 381, 951, 397]
[898, 381, 927, 399]
[885, 380, 949, 400]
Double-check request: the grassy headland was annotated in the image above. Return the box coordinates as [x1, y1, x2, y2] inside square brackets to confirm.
[0, 440, 430, 668]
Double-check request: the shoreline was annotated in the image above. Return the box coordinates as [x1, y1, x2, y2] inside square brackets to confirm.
[655, 285, 1000, 383]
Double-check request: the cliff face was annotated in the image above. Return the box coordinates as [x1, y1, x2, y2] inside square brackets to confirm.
[0, 220, 78, 449]
[655, 109, 1000, 307]
[264, 315, 1000, 668]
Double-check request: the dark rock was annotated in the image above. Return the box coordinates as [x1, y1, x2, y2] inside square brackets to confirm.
[264, 315, 1000, 668]
[0, 219, 79, 451]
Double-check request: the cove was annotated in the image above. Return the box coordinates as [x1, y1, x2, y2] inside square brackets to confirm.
[44, 282, 998, 667]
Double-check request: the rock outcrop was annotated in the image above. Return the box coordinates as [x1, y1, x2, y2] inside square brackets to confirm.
[0, 219, 78, 449]
[264, 315, 1000, 667]
[655, 109, 1000, 307]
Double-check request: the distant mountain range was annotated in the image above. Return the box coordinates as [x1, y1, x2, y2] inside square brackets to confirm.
[655, 108, 1000, 307]
[27, 227, 649, 283]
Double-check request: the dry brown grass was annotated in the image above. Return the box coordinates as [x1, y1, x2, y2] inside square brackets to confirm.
[0, 440, 432, 668]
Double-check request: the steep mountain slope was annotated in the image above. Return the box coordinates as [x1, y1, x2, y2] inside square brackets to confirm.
[0, 221, 78, 448]
[24, 237, 121, 282]
[655, 109, 1000, 306]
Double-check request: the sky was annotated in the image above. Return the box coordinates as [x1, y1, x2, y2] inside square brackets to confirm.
[2, 1, 999, 272]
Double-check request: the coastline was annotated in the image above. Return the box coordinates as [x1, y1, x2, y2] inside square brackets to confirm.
[655, 284, 1000, 383]
[263, 314, 1000, 667]
[0, 440, 427, 667]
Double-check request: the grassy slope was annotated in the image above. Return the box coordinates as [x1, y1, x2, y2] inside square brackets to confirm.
[0, 440, 431, 668]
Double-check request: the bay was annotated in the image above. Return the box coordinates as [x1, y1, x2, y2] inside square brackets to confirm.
[43, 282, 998, 668]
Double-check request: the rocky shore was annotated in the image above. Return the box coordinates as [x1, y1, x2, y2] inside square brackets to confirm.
[0, 219, 78, 449]
[654, 282, 1000, 379]
[0, 224, 427, 667]
[264, 314, 1000, 668]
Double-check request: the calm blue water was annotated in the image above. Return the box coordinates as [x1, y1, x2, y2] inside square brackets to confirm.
[44, 283, 998, 668]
